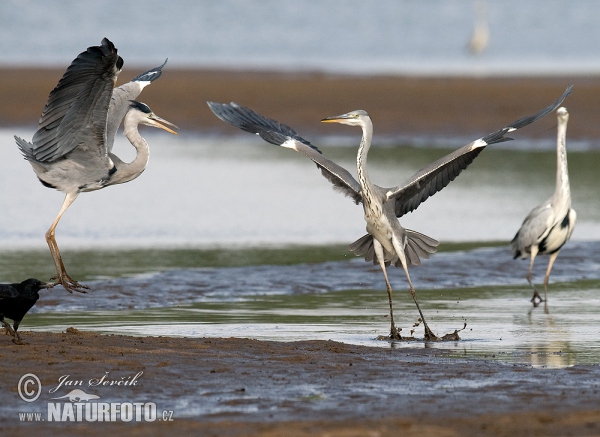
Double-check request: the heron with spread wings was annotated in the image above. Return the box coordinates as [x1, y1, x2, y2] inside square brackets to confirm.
[15, 38, 178, 293]
[208, 87, 571, 341]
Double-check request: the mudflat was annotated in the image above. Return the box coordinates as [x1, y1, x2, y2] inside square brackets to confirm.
[0, 68, 595, 140]
[2, 330, 600, 436]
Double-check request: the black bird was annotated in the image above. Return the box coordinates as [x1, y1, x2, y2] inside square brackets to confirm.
[0, 279, 51, 344]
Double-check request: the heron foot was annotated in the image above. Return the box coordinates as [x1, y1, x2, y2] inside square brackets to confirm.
[50, 275, 89, 294]
[531, 290, 545, 307]
[423, 325, 440, 342]
[389, 324, 402, 340]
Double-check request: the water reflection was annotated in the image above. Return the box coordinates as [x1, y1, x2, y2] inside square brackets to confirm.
[26, 280, 600, 368]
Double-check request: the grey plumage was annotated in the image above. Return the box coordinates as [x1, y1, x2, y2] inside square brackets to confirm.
[106, 58, 168, 151]
[14, 38, 177, 293]
[208, 86, 571, 341]
[511, 107, 576, 306]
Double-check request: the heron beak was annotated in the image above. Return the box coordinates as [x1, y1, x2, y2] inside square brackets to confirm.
[321, 115, 350, 124]
[148, 115, 179, 135]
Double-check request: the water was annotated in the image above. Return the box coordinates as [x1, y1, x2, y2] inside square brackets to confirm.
[2, 129, 599, 248]
[4, 241, 599, 368]
[1, 0, 600, 75]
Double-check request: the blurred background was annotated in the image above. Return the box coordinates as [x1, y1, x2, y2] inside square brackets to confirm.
[0, 0, 598, 249]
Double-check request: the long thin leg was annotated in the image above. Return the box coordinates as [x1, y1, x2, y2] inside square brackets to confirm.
[394, 243, 439, 342]
[46, 192, 88, 293]
[373, 240, 402, 340]
[527, 246, 542, 305]
[543, 251, 560, 304]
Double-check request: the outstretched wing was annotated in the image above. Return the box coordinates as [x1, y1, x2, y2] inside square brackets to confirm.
[207, 102, 363, 204]
[386, 85, 573, 218]
[106, 59, 168, 152]
[29, 38, 122, 163]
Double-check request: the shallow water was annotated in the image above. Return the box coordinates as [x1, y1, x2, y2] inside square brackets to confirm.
[13, 241, 600, 368]
[2, 130, 600, 248]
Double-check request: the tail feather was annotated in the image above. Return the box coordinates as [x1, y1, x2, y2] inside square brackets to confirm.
[348, 229, 438, 268]
[14, 136, 35, 161]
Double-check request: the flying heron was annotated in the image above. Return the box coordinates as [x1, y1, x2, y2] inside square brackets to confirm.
[14, 38, 178, 293]
[207, 86, 571, 341]
[511, 107, 576, 306]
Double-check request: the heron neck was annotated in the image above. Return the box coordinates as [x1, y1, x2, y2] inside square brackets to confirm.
[109, 119, 150, 185]
[554, 118, 570, 202]
[356, 118, 374, 191]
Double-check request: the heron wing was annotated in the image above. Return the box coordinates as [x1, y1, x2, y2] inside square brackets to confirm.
[207, 102, 363, 204]
[106, 59, 167, 152]
[30, 38, 122, 163]
[511, 203, 554, 251]
[386, 85, 573, 217]
[0, 285, 18, 299]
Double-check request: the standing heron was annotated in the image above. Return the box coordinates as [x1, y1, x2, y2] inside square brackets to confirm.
[208, 87, 571, 341]
[511, 107, 576, 306]
[14, 38, 178, 293]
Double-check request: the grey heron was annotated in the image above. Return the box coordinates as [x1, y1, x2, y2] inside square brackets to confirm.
[14, 38, 178, 293]
[207, 86, 571, 341]
[0, 279, 51, 344]
[511, 107, 576, 306]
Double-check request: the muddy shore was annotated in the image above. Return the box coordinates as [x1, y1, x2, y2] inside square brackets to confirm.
[1, 68, 598, 141]
[2, 330, 600, 436]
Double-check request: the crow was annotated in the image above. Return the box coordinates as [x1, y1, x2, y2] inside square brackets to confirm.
[0, 278, 51, 344]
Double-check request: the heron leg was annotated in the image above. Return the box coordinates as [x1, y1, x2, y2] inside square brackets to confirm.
[391, 237, 439, 342]
[46, 192, 88, 294]
[373, 240, 402, 340]
[526, 247, 542, 305]
[542, 251, 560, 304]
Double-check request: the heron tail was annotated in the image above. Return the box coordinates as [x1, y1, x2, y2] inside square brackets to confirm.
[14, 136, 35, 161]
[398, 229, 439, 267]
[349, 230, 438, 268]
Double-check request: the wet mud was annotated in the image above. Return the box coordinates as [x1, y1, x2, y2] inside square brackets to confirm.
[2, 330, 600, 436]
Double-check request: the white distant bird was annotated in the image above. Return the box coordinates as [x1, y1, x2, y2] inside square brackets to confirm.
[208, 87, 571, 341]
[511, 107, 576, 305]
[468, 0, 489, 56]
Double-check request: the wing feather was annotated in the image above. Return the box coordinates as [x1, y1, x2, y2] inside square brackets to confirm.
[30, 38, 122, 162]
[387, 85, 573, 217]
[208, 102, 363, 204]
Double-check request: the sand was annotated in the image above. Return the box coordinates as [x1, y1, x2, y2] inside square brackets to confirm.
[1, 68, 598, 141]
[1, 70, 600, 435]
[2, 330, 600, 436]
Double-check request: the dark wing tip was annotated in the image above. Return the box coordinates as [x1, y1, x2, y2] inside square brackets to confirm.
[131, 58, 168, 83]
[206, 101, 321, 153]
[507, 84, 573, 130]
[482, 85, 573, 145]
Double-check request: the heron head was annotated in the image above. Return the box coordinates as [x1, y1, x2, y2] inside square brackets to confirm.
[321, 110, 370, 126]
[128, 101, 179, 135]
[557, 106, 569, 122]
